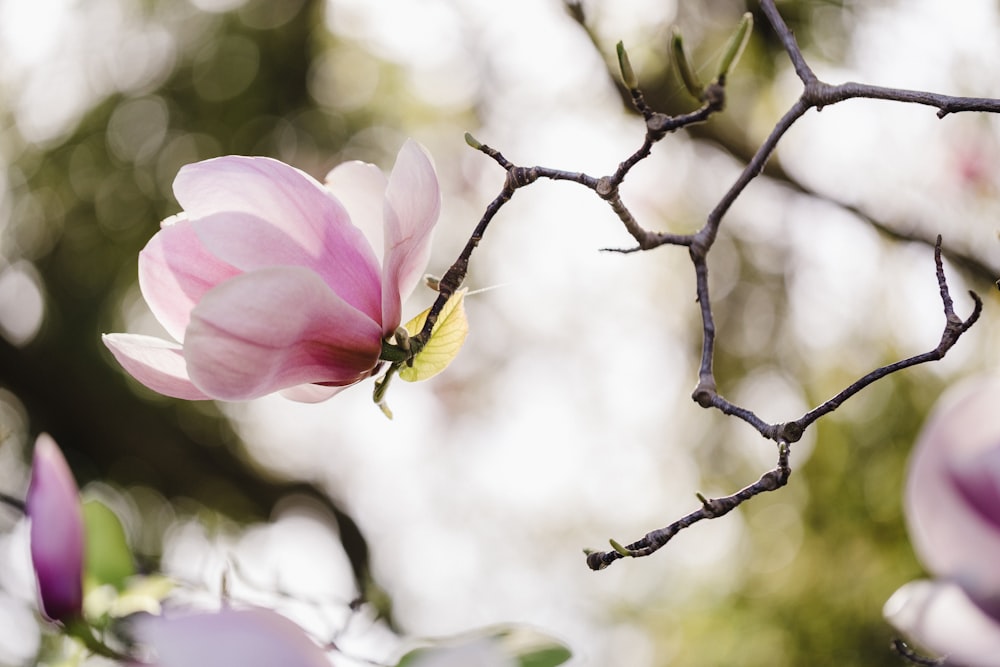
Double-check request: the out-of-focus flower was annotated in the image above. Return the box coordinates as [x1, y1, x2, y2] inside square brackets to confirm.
[26, 433, 85, 623]
[131, 607, 330, 667]
[884, 376, 1000, 666]
[103, 139, 440, 403]
[403, 637, 516, 667]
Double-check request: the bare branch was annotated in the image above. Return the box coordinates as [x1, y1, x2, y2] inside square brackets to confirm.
[791, 237, 982, 433]
[586, 442, 791, 570]
[448, 1, 991, 571]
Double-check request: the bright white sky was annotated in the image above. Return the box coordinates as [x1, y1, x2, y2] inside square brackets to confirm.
[1, 0, 1000, 665]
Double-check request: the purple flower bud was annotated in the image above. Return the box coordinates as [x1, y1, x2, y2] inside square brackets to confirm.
[26, 434, 84, 623]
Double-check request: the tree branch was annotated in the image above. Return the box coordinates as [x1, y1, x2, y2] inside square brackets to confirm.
[456, 1, 990, 570]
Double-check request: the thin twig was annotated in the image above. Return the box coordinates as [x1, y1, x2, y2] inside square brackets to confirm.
[586, 442, 791, 569]
[890, 639, 945, 666]
[790, 237, 981, 433]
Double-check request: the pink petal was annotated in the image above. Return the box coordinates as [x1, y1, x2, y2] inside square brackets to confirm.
[184, 267, 382, 401]
[324, 159, 388, 261]
[26, 434, 84, 623]
[906, 376, 1000, 602]
[884, 579, 1000, 667]
[174, 156, 383, 322]
[102, 334, 212, 400]
[132, 608, 330, 667]
[139, 217, 242, 342]
[950, 446, 1000, 533]
[279, 383, 349, 403]
[380, 140, 440, 334]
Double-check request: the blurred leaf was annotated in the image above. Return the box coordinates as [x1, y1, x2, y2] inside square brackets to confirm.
[395, 625, 570, 667]
[108, 574, 174, 617]
[498, 626, 571, 667]
[717, 12, 754, 80]
[36, 633, 86, 667]
[82, 500, 133, 591]
[516, 646, 572, 667]
[400, 289, 468, 382]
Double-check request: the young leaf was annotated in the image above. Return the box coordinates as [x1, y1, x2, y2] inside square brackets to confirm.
[400, 289, 468, 382]
[717, 12, 753, 80]
[671, 27, 704, 100]
[82, 499, 134, 591]
[616, 41, 638, 90]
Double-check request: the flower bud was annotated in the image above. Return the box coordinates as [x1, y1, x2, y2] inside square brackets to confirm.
[26, 434, 84, 623]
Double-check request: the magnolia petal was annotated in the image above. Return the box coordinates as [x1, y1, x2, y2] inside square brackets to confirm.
[184, 267, 382, 401]
[381, 139, 440, 334]
[324, 159, 388, 262]
[102, 334, 212, 400]
[139, 218, 241, 342]
[132, 607, 330, 667]
[174, 156, 382, 322]
[906, 376, 1000, 602]
[884, 579, 1000, 667]
[279, 383, 350, 403]
[26, 434, 84, 623]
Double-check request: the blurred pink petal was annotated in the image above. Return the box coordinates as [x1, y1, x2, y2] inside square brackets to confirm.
[905, 376, 1000, 605]
[102, 334, 212, 400]
[26, 434, 84, 623]
[950, 445, 1000, 532]
[133, 608, 330, 667]
[185, 267, 381, 401]
[139, 217, 241, 342]
[381, 139, 440, 334]
[884, 579, 1000, 667]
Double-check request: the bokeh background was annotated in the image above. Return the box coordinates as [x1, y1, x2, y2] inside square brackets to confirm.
[1, 0, 1000, 664]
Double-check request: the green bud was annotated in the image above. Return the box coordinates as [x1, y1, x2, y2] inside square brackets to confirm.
[464, 132, 483, 150]
[717, 12, 753, 80]
[671, 27, 704, 100]
[616, 41, 638, 90]
[372, 362, 400, 413]
[609, 538, 632, 557]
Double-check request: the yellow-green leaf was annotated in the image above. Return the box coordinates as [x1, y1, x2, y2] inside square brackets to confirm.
[400, 289, 468, 382]
[82, 500, 134, 591]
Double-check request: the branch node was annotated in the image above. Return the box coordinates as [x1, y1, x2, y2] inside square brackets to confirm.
[586, 551, 611, 571]
[692, 380, 716, 408]
[776, 421, 804, 444]
[703, 81, 726, 112]
[506, 166, 539, 189]
[595, 176, 615, 198]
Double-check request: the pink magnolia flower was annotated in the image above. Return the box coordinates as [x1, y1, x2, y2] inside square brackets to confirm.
[26, 433, 85, 623]
[103, 140, 440, 402]
[884, 376, 1000, 666]
[131, 607, 330, 667]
